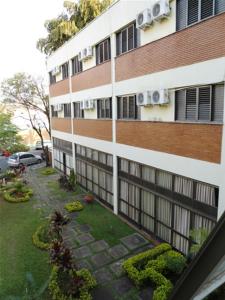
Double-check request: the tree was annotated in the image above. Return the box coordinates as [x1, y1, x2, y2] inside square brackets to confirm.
[0, 112, 28, 153]
[1, 73, 50, 164]
[37, 0, 112, 55]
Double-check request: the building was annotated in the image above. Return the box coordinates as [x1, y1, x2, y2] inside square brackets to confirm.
[47, 0, 225, 255]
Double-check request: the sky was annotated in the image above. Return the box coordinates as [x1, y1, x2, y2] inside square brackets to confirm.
[0, 0, 65, 84]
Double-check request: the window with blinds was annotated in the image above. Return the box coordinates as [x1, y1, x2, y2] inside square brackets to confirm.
[116, 23, 137, 56]
[97, 98, 112, 119]
[62, 62, 69, 79]
[96, 38, 111, 65]
[72, 56, 82, 75]
[117, 95, 140, 119]
[175, 85, 224, 122]
[176, 0, 225, 30]
[73, 102, 84, 119]
[64, 104, 71, 118]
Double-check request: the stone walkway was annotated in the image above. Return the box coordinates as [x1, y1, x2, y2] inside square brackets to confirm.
[25, 164, 154, 300]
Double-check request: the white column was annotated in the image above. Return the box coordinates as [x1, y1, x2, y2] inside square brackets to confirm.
[217, 81, 225, 219]
[111, 32, 118, 215]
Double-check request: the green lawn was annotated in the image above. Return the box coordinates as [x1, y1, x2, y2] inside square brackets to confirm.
[76, 201, 135, 246]
[0, 197, 50, 299]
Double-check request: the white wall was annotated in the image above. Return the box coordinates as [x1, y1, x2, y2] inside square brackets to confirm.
[47, 0, 176, 72]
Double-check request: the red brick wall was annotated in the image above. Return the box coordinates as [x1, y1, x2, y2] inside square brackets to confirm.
[51, 118, 72, 133]
[72, 61, 111, 92]
[116, 13, 225, 82]
[73, 119, 112, 141]
[116, 121, 222, 163]
[49, 79, 70, 97]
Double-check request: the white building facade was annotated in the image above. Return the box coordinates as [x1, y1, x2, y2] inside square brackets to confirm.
[47, 0, 225, 254]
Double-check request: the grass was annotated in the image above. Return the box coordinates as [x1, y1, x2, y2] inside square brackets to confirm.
[39, 167, 57, 176]
[76, 201, 135, 246]
[0, 197, 50, 299]
[47, 180, 84, 198]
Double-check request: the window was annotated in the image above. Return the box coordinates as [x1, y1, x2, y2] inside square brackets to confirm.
[175, 85, 224, 122]
[49, 72, 56, 85]
[117, 95, 140, 119]
[176, 0, 225, 31]
[116, 23, 137, 56]
[73, 102, 84, 119]
[62, 62, 69, 79]
[71, 56, 82, 75]
[96, 38, 111, 64]
[64, 104, 71, 118]
[51, 105, 58, 117]
[97, 98, 112, 119]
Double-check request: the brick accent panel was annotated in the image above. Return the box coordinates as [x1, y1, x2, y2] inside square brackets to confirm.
[116, 13, 225, 82]
[72, 61, 111, 92]
[116, 121, 222, 163]
[51, 118, 72, 133]
[73, 119, 112, 141]
[49, 79, 70, 97]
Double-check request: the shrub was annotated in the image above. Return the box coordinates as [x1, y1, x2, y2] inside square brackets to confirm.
[2, 185, 33, 203]
[49, 265, 96, 300]
[123, 243, 186, 300]
[32, 223, 50, 250]
[68, 169, 76, 188]
[64, 201, 83, 212]
[41, 167, 57, 176]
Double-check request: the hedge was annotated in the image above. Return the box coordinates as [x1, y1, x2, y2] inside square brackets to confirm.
[2, 188, 33, 203]
[64, 201, 83, 212]
[49, 265, 96, 300]
[32, 223, 50, 250]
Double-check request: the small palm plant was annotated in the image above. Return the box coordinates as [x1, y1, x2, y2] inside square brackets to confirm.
[189, 228, 209, 258]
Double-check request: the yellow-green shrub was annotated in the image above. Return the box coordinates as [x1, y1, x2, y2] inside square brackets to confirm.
[64, 200, 83, 212]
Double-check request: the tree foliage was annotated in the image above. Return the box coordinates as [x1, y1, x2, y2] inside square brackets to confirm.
[0, 112, 27, 152]
[37, 0, 112, 55]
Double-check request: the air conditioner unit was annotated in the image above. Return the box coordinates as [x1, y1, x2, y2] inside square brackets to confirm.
[83, 99, 95, 110]
[152, 0, 170, 21]
[136, 9, 153, 30]
[78, 51, 84, 61]
[82, 46, 93, 60]
[151, 89, 169, 105]
[80, 101, 85, 110]
[52, 66, 61, 76]
[136, 91, 151, 106]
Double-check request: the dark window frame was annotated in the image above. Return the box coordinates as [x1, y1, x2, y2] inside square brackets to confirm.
[71, 55, 83, 75]
[96, 38, 111, 65]
[62, 62, 69, 80]
[175, 84, 224, 123]
[116, 22, 137, 56]
[49, 72, 56, 85]
[97, 98, 112, 119]
[51, 105, 58, 117]
[117, 95, 140, 120]
[63, 103, 71, 118]
[73, 102, 84, 119]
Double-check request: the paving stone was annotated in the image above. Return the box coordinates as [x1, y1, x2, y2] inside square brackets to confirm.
[111, 277, 134, 295]
[76, 259, 93, 271]
[91, 251, 113, 268]
[76, 233, 95, 245]
[109, 259, 125, 277]
[120, 233, 148, 250]
[72, 245, 92, 259]
[108, 244, 129, 260]
[91, 286, 115, 300]
[75, 224, 91, 233]
[93, 267, 114, 285]
[90, 240, 109, 253]
[138, 287, 154, 300]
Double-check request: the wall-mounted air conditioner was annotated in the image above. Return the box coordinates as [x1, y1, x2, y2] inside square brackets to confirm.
[83, 99, 95, 110]
[52, 66, 61, 76]
[152, 0, 170, 21]
[151, 89, 169, 105]
[83, 46, 93, 60]
[54, 104, 63, 112]
[136, 8, 153, 30]
[136, 91, 151, 106]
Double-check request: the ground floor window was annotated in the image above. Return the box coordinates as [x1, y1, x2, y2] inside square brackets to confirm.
[53, 148, 73, 175]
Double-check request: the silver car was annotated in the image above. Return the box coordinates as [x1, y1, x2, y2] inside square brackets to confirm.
[7, 152, 42, 168]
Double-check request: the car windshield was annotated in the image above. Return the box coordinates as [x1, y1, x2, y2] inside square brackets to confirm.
[10, 154, 18, 160]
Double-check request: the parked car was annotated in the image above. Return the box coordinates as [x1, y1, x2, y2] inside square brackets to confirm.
[7, 152, 42, 168]
[35, 140, 52, 150]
